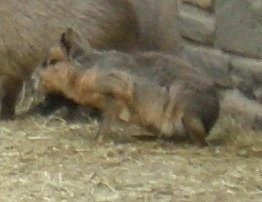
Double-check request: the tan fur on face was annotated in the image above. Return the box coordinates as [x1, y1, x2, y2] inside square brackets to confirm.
[39, 62, 122, 111]
[40, 62, 69, 94]
[45, 47, 68, 64]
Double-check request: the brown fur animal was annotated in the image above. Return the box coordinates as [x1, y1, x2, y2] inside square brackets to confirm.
[42, 28, 210, 88]
[34, 0, 182, 118]
[37, 28, 220, 145]
[0, 0, 139, 119]
[39, 61, 219, 146]
[130, 0, 181, 53]
[35, 27, 207, 120]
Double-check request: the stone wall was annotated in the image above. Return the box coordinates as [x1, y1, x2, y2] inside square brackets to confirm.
[177, 0, 262, 130]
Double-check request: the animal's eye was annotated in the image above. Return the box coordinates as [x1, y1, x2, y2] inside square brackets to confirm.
[41, 59, 59, 69]
[42, 61, 48, 68]
[49, 59, 58, 65]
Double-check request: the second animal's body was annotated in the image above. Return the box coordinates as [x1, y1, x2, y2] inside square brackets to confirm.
[0, 0, 139, 119]
[37, 29, 220, 146]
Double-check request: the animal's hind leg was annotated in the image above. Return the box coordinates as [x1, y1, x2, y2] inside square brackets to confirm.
[160, 82, 184, 137]
[182, 114, 208, 147]
[1, 77, 23, 120]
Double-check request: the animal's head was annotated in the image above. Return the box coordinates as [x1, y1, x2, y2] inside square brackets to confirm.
[39, 61, 81, 94]
[31, 28, 93, 109]
[42, 27, 92, 68]
[38, 28, 91, 92]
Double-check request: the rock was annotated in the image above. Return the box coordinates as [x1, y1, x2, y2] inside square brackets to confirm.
[179, 4, 215, 45]
[182, 0, 213, 10]
[254, 88, 262, 103]
[181, 44, 232, 88]
[220, 89, 262, 131]
[215, 0, 262, 58]
[230, 56, 262, 102]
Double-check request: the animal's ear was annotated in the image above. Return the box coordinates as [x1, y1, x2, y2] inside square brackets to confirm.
[59, 27, 92, 59]
[60, 28, 74, 56]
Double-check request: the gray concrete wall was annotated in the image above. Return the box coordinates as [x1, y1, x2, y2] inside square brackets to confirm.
[178, 0, 262, 130]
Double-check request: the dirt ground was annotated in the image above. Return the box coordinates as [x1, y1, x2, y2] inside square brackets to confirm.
[0, 102, 262, 201]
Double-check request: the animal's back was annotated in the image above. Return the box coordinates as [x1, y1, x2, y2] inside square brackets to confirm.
[0, 0, 139, 119]
[77, 50, 213, 89]
[0, 0, 139, 79]
[129, 0, 181, 53]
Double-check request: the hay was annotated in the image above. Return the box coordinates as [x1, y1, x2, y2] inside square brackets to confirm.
[0, 92, 261, 201]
